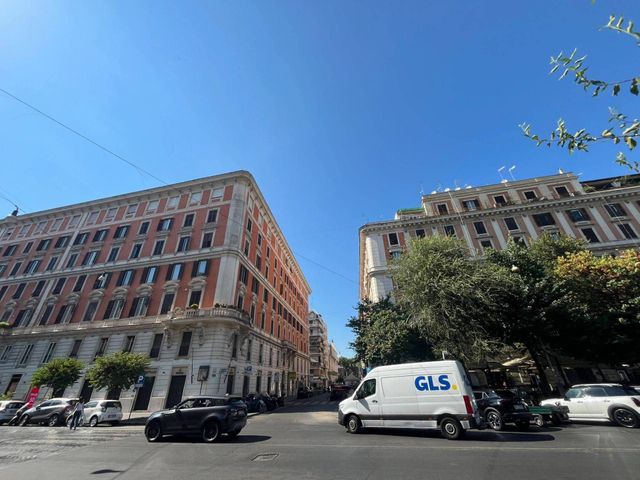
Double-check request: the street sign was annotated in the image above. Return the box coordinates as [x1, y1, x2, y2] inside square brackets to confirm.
[134, 375, 145, 388]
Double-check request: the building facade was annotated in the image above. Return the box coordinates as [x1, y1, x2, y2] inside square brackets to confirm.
[360, 172, 640, 301]
[327, 341, 340, 385]
[308, 311, 329, 389]
[0, 171, 311, 411]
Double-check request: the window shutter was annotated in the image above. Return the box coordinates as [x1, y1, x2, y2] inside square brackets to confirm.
[103, 300, 115, 320]
[128, 298, 140, 317]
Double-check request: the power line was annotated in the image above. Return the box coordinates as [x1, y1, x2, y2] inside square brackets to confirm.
[0, 187, 26, 214]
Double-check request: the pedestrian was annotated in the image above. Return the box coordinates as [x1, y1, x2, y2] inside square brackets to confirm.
[69, 398, 84, 431]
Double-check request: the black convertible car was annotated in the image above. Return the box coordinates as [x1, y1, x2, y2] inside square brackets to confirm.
[144, 396, 247, 443]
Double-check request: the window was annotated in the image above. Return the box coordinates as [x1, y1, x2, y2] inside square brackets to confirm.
[146, 199, 160, 214]
[176, 236, 190, 252]
[202, 232, 213, 248]
[103, 298, 125, 319]
[243, 240, 250, 256]
[257, 234, 262, 247]
[167, 263, 183, 281]
[415, 229, 426, 238]
[247, 218, 252, 233]
[444, 225, 456, 237]
[211, 187, 224, 200]
[12, 283, 26, 299]
[3, 245, 17, 257]
[437, 204, 449, 215]
[388, 233, 399, 246]
[83, 301, 99, 322]
[256, 254, 262, 270]
[157, 218, 173, 232]
[38, 305, 54, 325]
[177, 332, 192, 357]
[117, 269, 135, 287]
[152, 240, 165, 256]
[45, 256, 59, 271]
[618, 223, 638, 239]
[480, 239, 493, 250]
[0, 264, 5, 277]
[125, 204, 138, 218]
[69, 339, 82, 358]
[32, 280, 45, 297]
[18, 344, 35, 365]
[51, 218, 63, 231]
[0, 345, 13, 361]
[123, 336, 136, 353]
[9, 262, 22, 277]
[14, 309, 33, 327]
[189, 192, 202, 205]
[104, 208, 117, 221]
[130, 243, 142, 259]
[473, 221, 487, 235]
[260, 310, 266, 329]
[73, 275, 86, 292]
[149, 334, 163, 358]
[36, 239, 51, 251]
[252, 277, 259, 295]
[52, 277, 66, 295]
[82, 250, 99, 266]
[582, 228, 600, 243]
[54, 304, 74, 324]
[183, 214, 194, 228]
[73, 232, 89, 245]
[207, 209, 218, 223]
[555, 186, 571, 198]
[160, 293, 175, 314]
[42, 342, 56, 364]
[239, 265, 249, 285]
[94, 338, 109, 359]
[231, 333, 238, 359]
[138, 221, 149, 235]
[604, 203, 626, 218]
[463, 199, 480, 211]
[167, 196, 179, 210]
[532, 213, 556, 227]
[142, 266, 159, 284]
[93, 229, 109, 242]
[390, 251, 401, 260]
[128, 297, 149, 317]
[114, 225, 129, 239]
[94, 272, 111, 289]
[357, 379, 376, 398]
[65, 254, 78, 269]
[24, 260, 41, 274]
[237, 294, 244, 310]
[246, 339, 252, 361]
[188, 290, 202, 307]
[107, 246, 120, 262]
[567, 208, 590, 222]
[34, 221, 47, 234]
[493, 195, 507, 206]
[524, 190, 537, 200]
[192, 259, 208, 277]
[55, 236, 70, 248]
[22, 242, 33, 254]
[259, 344, 263, 364]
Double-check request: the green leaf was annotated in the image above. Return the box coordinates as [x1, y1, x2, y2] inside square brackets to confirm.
[613, 84, 621, 96]
[625, 136, 637, 150]
[631, 82, 639, 96]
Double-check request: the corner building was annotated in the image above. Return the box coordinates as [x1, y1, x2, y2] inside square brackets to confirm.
[0, 171, 311, 411]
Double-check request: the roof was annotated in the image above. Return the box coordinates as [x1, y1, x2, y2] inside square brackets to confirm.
[571, 383, 622, 388]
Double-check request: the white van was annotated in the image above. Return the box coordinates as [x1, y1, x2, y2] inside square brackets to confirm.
[338, 360, 482, 439]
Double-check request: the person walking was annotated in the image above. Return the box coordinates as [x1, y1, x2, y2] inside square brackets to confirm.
[69, 399, 84, 431]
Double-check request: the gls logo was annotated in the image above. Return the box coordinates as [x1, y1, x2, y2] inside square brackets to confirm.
[414, 374, 455, 392]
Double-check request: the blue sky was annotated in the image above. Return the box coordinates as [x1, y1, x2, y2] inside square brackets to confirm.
[1, 1, 639, 356]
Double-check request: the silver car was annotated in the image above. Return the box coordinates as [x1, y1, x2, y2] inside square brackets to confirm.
[0, 401, 26, 424]
[81, 400, 123, 426]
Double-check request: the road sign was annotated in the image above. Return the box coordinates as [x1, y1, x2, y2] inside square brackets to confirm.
[134, 375, 145, 388]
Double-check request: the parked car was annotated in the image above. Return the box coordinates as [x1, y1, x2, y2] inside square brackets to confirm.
[258, 393, 278, 411]
[474, 389, 532, 431]
[7, 402, 33, 426]
[541, 383, 640, 428]
[0, 400, 25, 424]
[632, 386, 640, 395]
[72, 400, 123, 427]
[329, 384, 352, 401]
[243, 393, 267, 413]
[297, 386, 313, 399]
[144, 396, 248, 443]
[20, 398, 79, 427]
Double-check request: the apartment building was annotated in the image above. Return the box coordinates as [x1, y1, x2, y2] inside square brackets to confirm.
[308, 311, 329, 389]
[360, 172, 640, 301]
[0, 171, 311, 411]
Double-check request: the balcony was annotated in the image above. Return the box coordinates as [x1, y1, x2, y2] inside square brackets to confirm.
[163, 306, 251, 329]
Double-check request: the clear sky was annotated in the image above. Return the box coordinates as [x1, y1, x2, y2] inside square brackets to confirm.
[1, 1, 639, 356]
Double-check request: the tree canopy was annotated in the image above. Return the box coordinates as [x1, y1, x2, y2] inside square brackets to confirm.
[86, 352, 150, 395]
[31, 358, 84, 394]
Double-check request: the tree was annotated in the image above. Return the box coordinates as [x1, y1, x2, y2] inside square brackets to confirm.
[31, 358, 84, 396]
[86, 352, 150, 399]
[520, 15, 640, 171]
[338, 356, 361, 381]
[554, 249, 640, 364]
[347, 298, 434, 366]
[390, 235, 519, 362]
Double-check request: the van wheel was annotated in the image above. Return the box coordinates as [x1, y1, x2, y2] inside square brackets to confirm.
[485, 410, 503, 431]
[440, 417, 464, 440]
[346, 415, 361, 434]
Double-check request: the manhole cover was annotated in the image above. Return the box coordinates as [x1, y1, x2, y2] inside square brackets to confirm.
[252, 453, 279, 462]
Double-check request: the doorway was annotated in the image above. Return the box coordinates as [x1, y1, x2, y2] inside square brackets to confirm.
[165, 374, 186, 408]
[134, 376, 155, 411]
[79, 379, 94, 402]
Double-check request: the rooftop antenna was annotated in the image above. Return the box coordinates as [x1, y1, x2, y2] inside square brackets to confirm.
[498, 166, 507, 183]
[419, 183, 425, 196]
[508, 165, 517, 181]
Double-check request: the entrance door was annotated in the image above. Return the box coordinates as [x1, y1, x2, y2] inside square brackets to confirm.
[242, 375, 250, 396]
[79, 379, 94, 402]
[226, 374, 235, 395]
[165, 375, 186, 408]
[134, 376, 155, 411]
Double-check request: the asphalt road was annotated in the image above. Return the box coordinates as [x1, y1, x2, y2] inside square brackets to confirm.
[1, 395, 639, 480]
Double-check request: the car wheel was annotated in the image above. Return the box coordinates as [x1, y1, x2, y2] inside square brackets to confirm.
[612, 408, 639, 428]
[485, 410, 503, 431]
[19, 415, 30, 426]
[227, 428, 242, 439]
[145, 421, 163, 442]
[89, 416, 99, 427]
[346, 414, 361, 434]
[534, 416, 545, 428]
[202, 421, 220, 443]
[440, 417, 465, 440]
[515, 420, 530, 431]
[47, 414, 60, 427]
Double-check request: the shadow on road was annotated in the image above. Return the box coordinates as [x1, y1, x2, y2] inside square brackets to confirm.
[159, 434, 271, 444]
[361, 427, 556, 442]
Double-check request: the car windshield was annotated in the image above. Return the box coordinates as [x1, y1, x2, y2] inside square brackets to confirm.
[604, 386, 639, 396]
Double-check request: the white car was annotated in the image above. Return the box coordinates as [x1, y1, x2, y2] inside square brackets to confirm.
[0, 401, 26, 424]
[81, 400, 123, 426]
[541, 384, 640, 428]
